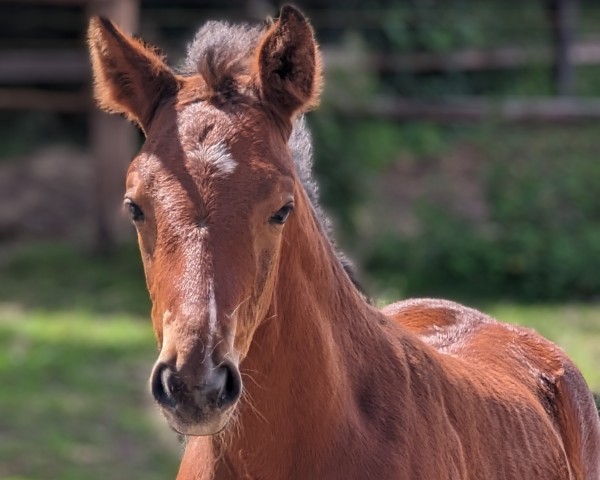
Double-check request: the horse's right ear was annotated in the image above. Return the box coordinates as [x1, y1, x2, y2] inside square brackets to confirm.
[88, 17, 179, 134]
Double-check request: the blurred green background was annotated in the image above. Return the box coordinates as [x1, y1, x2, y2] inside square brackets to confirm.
[1, 1, 600, 479]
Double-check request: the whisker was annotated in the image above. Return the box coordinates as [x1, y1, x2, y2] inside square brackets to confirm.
[241, 367, 269, 381]
[214, 350, 232, 369]
[207, 338, 225, 366]
[241, 372, 270, 391]
[226, 296, 251, 319]
[242, 389, 269, 427]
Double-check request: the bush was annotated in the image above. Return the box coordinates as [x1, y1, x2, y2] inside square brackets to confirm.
[314, 121, 600, 302]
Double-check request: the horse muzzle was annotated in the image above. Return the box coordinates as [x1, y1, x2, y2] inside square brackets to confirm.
[150, 359, 242, 435]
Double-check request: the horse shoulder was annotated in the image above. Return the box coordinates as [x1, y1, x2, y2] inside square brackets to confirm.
[382, 297, 600, 479]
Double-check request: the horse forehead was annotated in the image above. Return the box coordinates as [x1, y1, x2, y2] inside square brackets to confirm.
[176, 102, 226, 141]
[175, 102, 239, 175]
[134, 100, 290, 200]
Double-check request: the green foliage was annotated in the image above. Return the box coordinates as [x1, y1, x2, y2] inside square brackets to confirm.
[345, 1, 568, 99]
[362, 2, 548, 53]
[0, 112, 87, 160]
[310, 112, 448, 233]
[576, 66, 600, 97]
[309, 1, 600, 302]
[310, 114, 395, 232]
[361, 124, 600, 301]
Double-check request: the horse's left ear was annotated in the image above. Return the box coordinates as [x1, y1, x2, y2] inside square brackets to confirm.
[255, 5, 322, 119]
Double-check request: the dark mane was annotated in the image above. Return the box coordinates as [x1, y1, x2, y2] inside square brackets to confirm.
[181, 20, 368, 298]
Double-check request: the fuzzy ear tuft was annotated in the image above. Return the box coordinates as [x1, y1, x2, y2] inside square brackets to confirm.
[88, 17, 179, 134]
[255, 5, 322, 119]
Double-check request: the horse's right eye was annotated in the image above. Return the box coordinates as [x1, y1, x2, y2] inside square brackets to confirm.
[125, 199, 144, 222]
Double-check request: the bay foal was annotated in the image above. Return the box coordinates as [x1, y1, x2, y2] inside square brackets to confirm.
[88, 6, 600, 479]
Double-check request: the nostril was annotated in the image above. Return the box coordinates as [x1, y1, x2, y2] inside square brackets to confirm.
[215, 361, 242, 409]
[151, 362, 177, 409]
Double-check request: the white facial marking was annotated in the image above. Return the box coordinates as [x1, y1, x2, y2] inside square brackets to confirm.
[208, 284, 217, 337]
[177, 103, 237, 177]
[179, 233, 219, 345]
[187, 141, 237, 177]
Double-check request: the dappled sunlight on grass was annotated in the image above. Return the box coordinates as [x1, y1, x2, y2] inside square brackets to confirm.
[0, 243, 150, 316]
[2, 308, 153, 347]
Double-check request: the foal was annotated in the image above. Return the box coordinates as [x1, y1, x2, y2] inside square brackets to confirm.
[88, 6, 600, 479]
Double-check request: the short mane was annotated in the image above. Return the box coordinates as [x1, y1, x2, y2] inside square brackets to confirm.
[180, 21, 263, 97]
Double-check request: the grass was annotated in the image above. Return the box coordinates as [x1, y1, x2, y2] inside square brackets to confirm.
[0, 242, 150, 316]
[0, 242, 599, 478]
[0, 243, 180, 480]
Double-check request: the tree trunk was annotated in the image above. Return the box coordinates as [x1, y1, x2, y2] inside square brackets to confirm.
[87, 0, 140, 255]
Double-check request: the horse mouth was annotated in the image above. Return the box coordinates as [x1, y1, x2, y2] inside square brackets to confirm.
[160, 402, 237, 436]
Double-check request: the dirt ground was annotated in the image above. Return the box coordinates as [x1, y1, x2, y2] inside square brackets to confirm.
[0, 145, 94, 241]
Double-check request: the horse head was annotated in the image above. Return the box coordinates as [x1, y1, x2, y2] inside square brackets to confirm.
[88, 5, 322, 435]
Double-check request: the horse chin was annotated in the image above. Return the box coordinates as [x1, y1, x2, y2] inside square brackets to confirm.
[163, 407, 235, 437]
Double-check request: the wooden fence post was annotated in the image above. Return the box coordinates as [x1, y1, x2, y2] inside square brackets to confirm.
[87, 0, 140, 254]
[547, 0, 578, 96]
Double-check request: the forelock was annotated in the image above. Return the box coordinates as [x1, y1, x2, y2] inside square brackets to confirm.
[179, 21, 265, 100]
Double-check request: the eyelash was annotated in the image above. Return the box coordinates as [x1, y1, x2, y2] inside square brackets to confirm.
[124, 199, 144, 222]
[269, 203, 294, 225]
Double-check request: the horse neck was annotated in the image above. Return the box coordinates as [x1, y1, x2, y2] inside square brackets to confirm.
[247, 185, 365, 395]
[223, 187, 410, 475]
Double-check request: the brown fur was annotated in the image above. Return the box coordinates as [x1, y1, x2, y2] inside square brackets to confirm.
[88, 5, 600, 479]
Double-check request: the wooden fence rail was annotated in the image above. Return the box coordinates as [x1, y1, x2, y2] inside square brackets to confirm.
[323, 37, 600, 74]
[332, 95, 600, 123]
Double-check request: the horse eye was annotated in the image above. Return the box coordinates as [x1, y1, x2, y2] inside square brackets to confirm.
[269, 203, 294, 225]
[125, 199, 144, 222]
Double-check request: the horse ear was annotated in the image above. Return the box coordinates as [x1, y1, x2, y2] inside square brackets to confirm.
[255, 5, 322, 119]
[88, 17, 179, 134]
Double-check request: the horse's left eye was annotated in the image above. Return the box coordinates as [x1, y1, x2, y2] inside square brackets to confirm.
[125, 199, 144, 222]
[270, 203, 294, 225]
